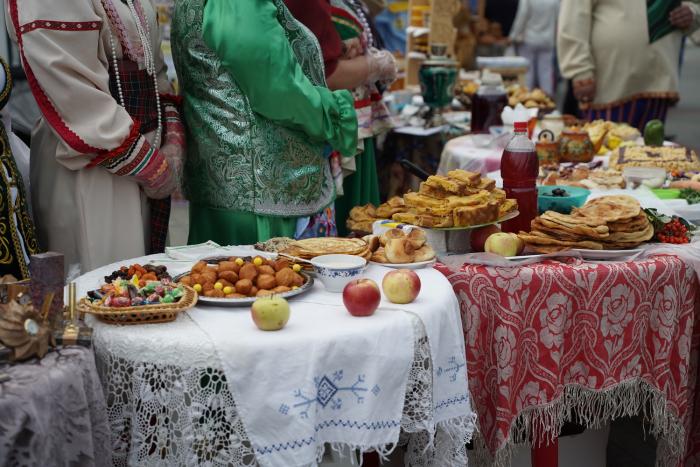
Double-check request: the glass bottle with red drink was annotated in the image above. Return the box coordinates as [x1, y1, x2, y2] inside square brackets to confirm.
[500, 121, 539, 233]
[471, 72, 507, 134]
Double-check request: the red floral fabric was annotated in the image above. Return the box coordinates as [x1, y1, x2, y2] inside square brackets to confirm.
[436, 255, 700, 466]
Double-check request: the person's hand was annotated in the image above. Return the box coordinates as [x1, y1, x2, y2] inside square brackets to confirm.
[367, 48, 397, 84]
[573, 77, 596, 104]
[143, 102, 186, 199]
[343, 38, 363, 59]
[670, 4, 695, 30]
[142, 160, 178, 199]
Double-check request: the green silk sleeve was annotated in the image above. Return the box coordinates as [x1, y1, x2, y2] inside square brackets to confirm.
[202, 0, 358, 157]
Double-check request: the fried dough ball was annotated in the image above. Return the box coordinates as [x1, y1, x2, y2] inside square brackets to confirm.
[235, 279, 253, 295]
[228, 293, 246, 299]
[218, 279, 234, 288]
[250, 286, 258, 296]
[201, 268, 218, 283]
[256, 274, 277, 290]
[202, 281, 216, 292]
[218, 270, 239, 284]
[273, 258, 290, 272]
[190, 273, 203, 285]
[275, 268, 296, 287]
[204, 289, 225, 298]
[192, 260, 208, 273]
[292, 272, 304, 287]
[258, 265, 275, 276]
[256, 289, 274, 297]
[239, 263, 258, 281]
[179, 276, 192, 286]
[218, 261, 238, 272]
[273, 285, 291, 293]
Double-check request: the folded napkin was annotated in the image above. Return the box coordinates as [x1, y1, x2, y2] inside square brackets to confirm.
[188, 274, 415, 467]
[165, 242, 276, 261]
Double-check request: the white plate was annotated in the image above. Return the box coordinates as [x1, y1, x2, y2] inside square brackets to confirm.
[570, 249, 642, 260]
[370, 259, 437, 269]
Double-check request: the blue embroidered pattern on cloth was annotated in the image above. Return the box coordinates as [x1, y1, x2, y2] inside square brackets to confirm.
[279, 370, 380, 418]
[436, 355, 466, 382]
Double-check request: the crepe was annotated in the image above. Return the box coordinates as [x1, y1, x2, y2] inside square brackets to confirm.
[518, 232, 604, 250]
[282, 237, 368, 258]
[572, 195, 641, 222]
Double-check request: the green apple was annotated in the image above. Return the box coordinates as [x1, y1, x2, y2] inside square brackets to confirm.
[251, 296, 290, 331]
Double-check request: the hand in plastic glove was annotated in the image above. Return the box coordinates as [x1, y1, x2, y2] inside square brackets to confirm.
[366, 48, 397, 85]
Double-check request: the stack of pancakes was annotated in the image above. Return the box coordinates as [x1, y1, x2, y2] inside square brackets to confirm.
[280, 237, 372, 260]
[391, 170, 518, 228]
[518, 195, 654, 253]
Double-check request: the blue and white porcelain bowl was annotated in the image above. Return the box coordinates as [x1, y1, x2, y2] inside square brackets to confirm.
[311, 254, 367, 293]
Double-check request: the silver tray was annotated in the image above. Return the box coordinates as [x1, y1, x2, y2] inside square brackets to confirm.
[173, 256, 314, 307]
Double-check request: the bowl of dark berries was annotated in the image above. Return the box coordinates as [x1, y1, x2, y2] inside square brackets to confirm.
[537, 186, 590, 214]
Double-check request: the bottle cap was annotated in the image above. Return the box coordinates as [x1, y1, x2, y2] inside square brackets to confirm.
[514, 121, 528, 132]
[481, 71, 503, 87]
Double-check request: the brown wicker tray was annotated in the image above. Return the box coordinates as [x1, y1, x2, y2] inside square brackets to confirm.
[78, 285, 198, 325]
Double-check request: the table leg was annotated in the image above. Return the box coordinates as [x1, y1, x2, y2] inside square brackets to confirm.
[531, 438, 558, 467]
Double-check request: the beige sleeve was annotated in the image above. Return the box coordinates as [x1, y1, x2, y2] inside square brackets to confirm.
[8, 0, 137, 159]
[557, 0, 595, 81]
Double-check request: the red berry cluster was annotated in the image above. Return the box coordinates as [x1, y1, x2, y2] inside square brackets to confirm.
[658, 218, 689, 244]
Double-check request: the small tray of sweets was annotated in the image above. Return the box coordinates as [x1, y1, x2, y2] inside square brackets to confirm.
[79, 264, 197, 325]
[174, 256, 313, 307]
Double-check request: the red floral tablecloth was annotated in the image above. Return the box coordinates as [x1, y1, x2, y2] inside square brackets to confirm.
[436, 255, 700, 466]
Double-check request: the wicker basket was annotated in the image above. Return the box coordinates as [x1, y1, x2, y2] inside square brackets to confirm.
[78, 285, 198, 325]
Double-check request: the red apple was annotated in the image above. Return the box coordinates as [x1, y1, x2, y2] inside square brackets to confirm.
[382, 269, 421, 304]
[470, 225, 501, 252]
[343, 279, 381, 316]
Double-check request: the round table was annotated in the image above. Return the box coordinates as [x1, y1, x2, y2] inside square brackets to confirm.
[437, 252, 700, 466]
[77, 254, 474, 467]
[0, 347, 111, 466]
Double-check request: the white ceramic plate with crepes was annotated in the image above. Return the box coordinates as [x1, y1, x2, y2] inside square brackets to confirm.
[370, 258, 437, 269]
[424, 210, 520, 231]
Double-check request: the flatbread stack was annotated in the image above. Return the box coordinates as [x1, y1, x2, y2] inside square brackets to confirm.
[391, 170, 519, 228]
[347, 197, 407, 233]
[518, 195, 654, 253]
[280, 237, 372, 260]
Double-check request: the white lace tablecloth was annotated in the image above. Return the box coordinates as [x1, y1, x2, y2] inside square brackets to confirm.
[76, 254, 474, 467]
[0, 347, 112, 466]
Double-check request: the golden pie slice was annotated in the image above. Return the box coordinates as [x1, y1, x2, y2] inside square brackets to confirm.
[446, 169, 481, 186]
[452, 202, 500, 227]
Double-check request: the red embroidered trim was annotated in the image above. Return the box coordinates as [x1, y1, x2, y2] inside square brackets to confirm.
[116, 137, 151, 176]
[87, 120, 142, 168]
[160, 93, 183, 107]
[19, 20, 101, 34]
[354, 93, 383, 108]
[9, 0, 102, 154]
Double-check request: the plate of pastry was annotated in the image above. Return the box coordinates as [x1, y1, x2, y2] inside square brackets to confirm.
[174, 256, 313, 307]
[366, 228, 437, 269]
[390, 170, 520, 230]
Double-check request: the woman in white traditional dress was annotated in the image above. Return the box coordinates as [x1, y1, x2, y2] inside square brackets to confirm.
[5, 0, 184, 273]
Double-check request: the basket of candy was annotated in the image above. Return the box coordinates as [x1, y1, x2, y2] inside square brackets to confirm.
[79, 264, 197, 324]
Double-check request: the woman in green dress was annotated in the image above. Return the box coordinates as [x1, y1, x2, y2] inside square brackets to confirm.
[171, 0, 358, 245]
[329, 0, 396, 236]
